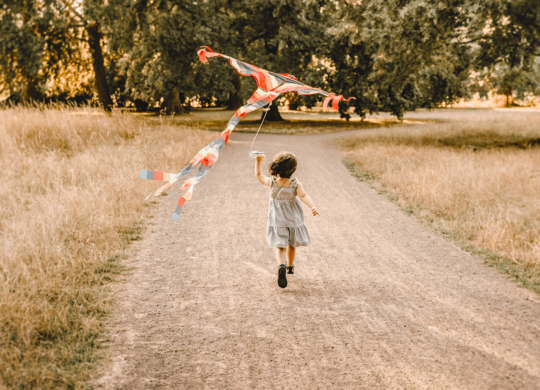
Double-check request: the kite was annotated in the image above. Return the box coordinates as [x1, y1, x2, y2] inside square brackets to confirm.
[140, 46, 354, 221]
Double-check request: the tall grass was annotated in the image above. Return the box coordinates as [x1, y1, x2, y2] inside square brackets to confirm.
[0, 106, 215, 388]
[338, 111, 540, 293]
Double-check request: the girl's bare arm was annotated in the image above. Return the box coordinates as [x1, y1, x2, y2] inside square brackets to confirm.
[255, 156, 271, 187]
[296, 181, 320, 216]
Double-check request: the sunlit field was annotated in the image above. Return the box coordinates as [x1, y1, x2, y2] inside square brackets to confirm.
[0, 106, 215, 388]
[338, 110, 540, 293]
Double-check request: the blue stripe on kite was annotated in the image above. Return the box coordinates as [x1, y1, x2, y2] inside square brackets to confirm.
[209, 137, 223, 147]
[200, 164, 212, 173]
[253, 99, 270, 109]
[172, 205, 183, 221]
[227, 116, 241, 128]
[214, 137, 226, 149]
[140, 170, 155, 180]
[236, 61, 255, 75]
[296, 89, 324, 95]
[179, 165, 194, 177]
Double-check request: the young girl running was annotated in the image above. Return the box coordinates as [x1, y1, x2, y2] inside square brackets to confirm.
[255, 151, 320, 288]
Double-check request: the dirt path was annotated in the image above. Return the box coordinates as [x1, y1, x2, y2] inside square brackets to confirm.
[94, 127, 540, 389]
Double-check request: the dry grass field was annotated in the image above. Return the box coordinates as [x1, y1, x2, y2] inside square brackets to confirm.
[338, 110, 540, 294]
[2, 105, 539, 388]
[0, 106, 214, 388]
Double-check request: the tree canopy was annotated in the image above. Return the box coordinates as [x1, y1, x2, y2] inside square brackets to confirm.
[1, 0, 538, 117]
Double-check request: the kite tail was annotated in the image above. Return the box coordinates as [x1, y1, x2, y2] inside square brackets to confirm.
[139, 136, 222, 200]
[140, 88, 280, 221]
[322, 94, 356, 110]
[171, 144, 222, 220]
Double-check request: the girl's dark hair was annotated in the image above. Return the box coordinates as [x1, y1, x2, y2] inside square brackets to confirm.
[268, 151, 297, 179]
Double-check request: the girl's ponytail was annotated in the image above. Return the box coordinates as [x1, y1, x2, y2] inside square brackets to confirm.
[268, 152, 297, 179]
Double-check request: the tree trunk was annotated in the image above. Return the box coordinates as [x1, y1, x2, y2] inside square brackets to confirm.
[227, 73, 243, 110]
[87, 23, 113, 112]
[287, 93, 300, 111]
[20, 12, 39, 103]
[263, 102, 284, 122]
[20, 77, 38, 103]
[505, 93, 514, 107]
[163, 91, 185, 115]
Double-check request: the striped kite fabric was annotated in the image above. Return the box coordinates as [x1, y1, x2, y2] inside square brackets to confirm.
[141, 47, 354, 221]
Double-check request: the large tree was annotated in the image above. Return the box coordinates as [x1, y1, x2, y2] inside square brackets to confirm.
[470, 0, 540, 70]
[324, 0, 474, 119]
[221, 0, 330, 121]
[0, 0, 75, 102]
[109, 0, 233, 114]
[0, 0, 117, 109]
[63, 0, 119, 110]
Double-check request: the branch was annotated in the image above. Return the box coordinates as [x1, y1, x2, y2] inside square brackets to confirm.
[456, 37, 483, 45]
[248, 33, 268, 46]
[72, 35, 89, 42]
[58, 0, 86, 23]
[453, 29, 485, 46]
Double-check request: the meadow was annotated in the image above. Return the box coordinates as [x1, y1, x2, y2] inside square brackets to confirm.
[338, 110, 540, 294]
[2, 106, 539, 388]
[0, 106, 215, 388]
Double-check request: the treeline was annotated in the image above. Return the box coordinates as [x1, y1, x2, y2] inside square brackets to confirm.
[1, 0, 539, 119]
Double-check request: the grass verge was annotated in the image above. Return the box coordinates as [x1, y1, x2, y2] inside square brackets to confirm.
[338, 110, 540, 294]
[0, 106, 215, 388]
[140, 111, 430, 135]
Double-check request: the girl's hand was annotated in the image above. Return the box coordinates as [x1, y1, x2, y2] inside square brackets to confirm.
[256, 156, 264, 162]
[311, 206, 320, 216]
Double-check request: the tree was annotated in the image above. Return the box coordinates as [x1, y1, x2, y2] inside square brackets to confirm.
[477, 61, 540, 107]
[0, 0, 75, 102]
[0, 0, 118, 110]
[224, 0, 330, 121]
[108, 0, 233, 114]
[63, 0, 120, 111]
[470, 0, 540, 70]
[324, 0, 474, 119]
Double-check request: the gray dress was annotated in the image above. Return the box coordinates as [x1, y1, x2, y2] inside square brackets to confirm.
[267, 177, 311, 248]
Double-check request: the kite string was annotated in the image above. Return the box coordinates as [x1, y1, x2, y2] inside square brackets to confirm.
[250, 102, 272, 153]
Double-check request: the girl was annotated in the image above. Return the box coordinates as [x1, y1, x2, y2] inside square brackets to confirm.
[255, 151, 320, 288]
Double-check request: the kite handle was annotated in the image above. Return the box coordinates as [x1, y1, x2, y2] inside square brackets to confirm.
[250, 151, 265, 158]
[249, 102, 272, 158]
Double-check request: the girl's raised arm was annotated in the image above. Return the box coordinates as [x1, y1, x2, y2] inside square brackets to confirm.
[296, 181, 320, 216]
[255, 156, 271, 187]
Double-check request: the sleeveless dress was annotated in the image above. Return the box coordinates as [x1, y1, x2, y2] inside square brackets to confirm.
[267, 177, 311, 248]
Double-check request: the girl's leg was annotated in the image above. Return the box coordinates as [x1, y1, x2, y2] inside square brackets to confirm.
[286, 245, 296, 267]
[275, 247, 287, 266]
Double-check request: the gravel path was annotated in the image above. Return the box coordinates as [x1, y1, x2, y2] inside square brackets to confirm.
[94, 127, 540, 389]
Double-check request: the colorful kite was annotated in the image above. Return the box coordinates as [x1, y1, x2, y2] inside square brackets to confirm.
[140, 47, 354, 221]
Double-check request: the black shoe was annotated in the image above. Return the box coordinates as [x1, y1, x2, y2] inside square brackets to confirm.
[278, 264, 287, 288]
[287, 266, 294, 275]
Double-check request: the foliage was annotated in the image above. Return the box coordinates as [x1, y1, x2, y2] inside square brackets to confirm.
[468, 57, 540, 106]
[0, 0, 77, 101]
[324, 0, 475, 119]
[489, 63, 540, 106]
[472, 0, 540, 70]
[106, 0, 232, 110]
[1, 0, 539, 115]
